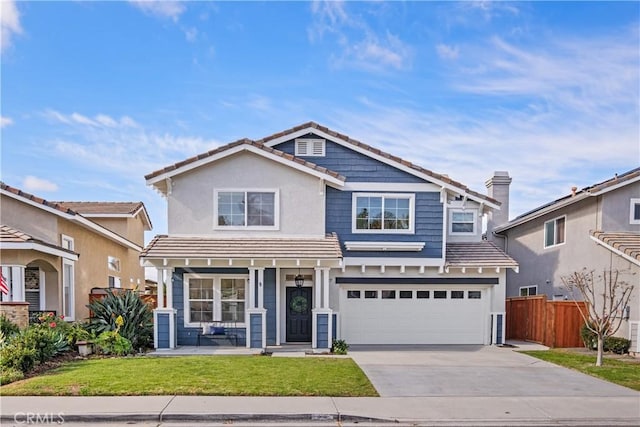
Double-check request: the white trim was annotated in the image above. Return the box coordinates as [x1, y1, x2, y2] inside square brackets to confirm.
[343, 257, 443, 267]
[590, 235, 640, 267]
[81, 206, 152, 230]
[147, 143, 345, 189]
[213, 189, 280, 231]
[519, 285, 537, 296]
[344, 241, 425, 251]
[295, 138, 325, 157]
[630, 321, 640, 353]
[263, 127, 499, 209]
[182, 273, 248, 328]
[61, 234, 74, 251]
[449, 209, 478, 236]
[39, 269, 46, 311]
[275, 268, 281, 345]
[351, 192, 415, 234]
[343, 182, 441, 192]
[0, 242, 79, 261]
[62, 259, 75, 321]
[543, 215, 566, 249]
[630, 198, 640, 225]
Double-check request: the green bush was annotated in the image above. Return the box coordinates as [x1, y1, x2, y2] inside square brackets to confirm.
[0, 338, 37, 372]
[605, 337, 631, 354]
[331, 339, 349, 355]
[66, 321, 94, 346]
[0, 366, 24, 385]
[0, 315, 20, 337]
[95, 330, 132, 356]
[580, 323, 597, 349]
[88, 289, 153, 350]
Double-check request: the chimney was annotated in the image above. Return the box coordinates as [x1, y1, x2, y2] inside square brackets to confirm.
[485, 171, 512, 244]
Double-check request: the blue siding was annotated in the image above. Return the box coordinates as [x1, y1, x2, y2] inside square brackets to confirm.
[275, 137, 424, 183]
[250, 313, 263, 348]
[173, 267, 248, 347]
[316, 313, 329, 349]
[156, 313, 170, 349]
[326, 187, 443, 258]
[264, 268, 277, 345]
[496, 314, 504, 345]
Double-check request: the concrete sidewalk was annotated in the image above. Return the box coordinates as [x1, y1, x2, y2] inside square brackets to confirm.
[2, 395, 639, 426]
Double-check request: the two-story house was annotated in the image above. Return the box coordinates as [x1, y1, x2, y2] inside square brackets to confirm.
[142, 122, 518, 350]
[0, 183, 152, 323]
[493, 168, 640, 351]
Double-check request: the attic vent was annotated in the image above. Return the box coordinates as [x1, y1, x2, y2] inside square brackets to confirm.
[295, 138, 325, 157]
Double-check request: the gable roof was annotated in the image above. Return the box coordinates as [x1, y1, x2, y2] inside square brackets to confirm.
[145, 122, 498, 208]
[145, 138, 346, 194]
[259, 122, 500, 208]
[494, 167, 640, 233]
[0, 182, 142, 251]
[0, 224, 79, 260]
[590, 231, 640, 267]
[53, 201, 152, 230]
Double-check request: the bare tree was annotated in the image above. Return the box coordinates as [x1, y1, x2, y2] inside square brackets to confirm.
[561, 269, 634, 366]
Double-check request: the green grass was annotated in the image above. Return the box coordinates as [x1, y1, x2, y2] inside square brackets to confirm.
[0, 355, 378, 397]
[522, 349, 640, 391]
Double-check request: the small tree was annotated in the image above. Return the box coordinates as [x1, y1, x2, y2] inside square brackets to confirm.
[561, 269, 634, 366]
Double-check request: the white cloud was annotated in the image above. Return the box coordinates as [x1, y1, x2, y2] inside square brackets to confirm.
[1, 0, 23, 54]
[70, 113, 98, 126]
[0, 116, 13, 128]
[23, 176, 58, 193]
[184, 27, 198, 43]
[436, 44, 460, 60]
[309, 1, 412, 72]
[44, 110, 139, 129]
[129, 0, 185, 22]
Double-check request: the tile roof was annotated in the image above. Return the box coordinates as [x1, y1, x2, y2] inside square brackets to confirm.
[591, 231, 640, 265]
[141, 233, 343, 260]
[445, 241, 519, 268]
[52, 201, 145, 216]
[0, 224, 79, 256]
[257, 121, 499, 206]
[144, 138, 345, 182]
[1, 182, 77, 215]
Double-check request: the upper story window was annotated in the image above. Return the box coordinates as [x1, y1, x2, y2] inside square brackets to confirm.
[61, 234, 74, 251]
[449, 210, 477, 235]
[630, 198, 640, 224]
[295, 138, 325, 157]
[352, 193, 415, 234]
[544, 216, 566, 248]
[107, 256, 121, 272]
[520, 285, 537, 296]
[214, 189, 279, 230]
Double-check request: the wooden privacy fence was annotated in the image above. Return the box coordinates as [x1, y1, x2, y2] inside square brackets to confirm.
[506, 295, 586, 348]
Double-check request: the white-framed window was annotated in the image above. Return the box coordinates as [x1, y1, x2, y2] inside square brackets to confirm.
[108, 276, 121, 288]
[61, 234, 74, 251]
[520, 285, 537, 296]
[449, 209, 477, 235]
[108, 256, 121, 272]
[62, 260, 75, 321]
[352, 193, 415, 234]
[544, 216, 566, 248]
[630, 198, 640, 224]
[183, 274, 247, 326]
[214, 189, 279, 230]
[295, 138, 325, 157]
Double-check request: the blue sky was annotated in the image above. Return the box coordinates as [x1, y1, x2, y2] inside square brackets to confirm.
[2, 1, 639, 243]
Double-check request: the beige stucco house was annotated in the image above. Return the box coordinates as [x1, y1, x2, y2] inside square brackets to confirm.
[0, 182, 151, 321]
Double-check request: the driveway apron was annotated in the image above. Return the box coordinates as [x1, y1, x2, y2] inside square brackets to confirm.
[348, 344, 640, 398]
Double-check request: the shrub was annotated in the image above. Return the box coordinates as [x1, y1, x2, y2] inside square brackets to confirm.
[88, 289, 153, 350]
[604, 337, 631, 354]
[0, 315, 20, 337]
[66, 321, 94, 346]
[0, 338, 37, 372]
[94, 330, 132, 356]
[331, 339, 349, 355]
[580, 323, 597, 350]
[0, 366, 24, 385]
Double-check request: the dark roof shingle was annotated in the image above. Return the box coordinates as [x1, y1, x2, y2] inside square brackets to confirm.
[445, 241, 518, 268]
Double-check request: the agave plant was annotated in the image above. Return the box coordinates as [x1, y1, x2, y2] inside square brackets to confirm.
[87, 289, 153, 350]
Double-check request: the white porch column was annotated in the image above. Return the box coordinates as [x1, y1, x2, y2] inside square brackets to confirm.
[156, 268, 165, 309]
[1, 266, 26, 302]
[322, 268, 330, 308]
[165, 268, 174, 309]
[314, 267, 322, 309]
[257, 268, 265, 309]
[248, 268, 257, 309]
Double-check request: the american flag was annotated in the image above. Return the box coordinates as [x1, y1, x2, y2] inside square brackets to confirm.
[0, 274, 9, 295]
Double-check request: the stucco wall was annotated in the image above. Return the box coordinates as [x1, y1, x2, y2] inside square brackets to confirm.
[167, 151, 326, 237]
[0, 196, 59, 243]
[600, 182, 640, 232]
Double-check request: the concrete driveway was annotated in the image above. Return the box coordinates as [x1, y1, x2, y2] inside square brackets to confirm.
[349, 343, 640, 398]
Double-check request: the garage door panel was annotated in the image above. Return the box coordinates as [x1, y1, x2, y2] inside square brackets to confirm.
[340, 288, 487, 345]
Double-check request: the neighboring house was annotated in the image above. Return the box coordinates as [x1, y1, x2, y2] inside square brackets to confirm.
[493, 168, 640, 350]
[142, 122, 518, 350]
[0, 183, 152, 321]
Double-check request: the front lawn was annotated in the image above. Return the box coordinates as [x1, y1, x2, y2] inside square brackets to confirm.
[522, 349, 640, 391]
[0, 355, 378, 397]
